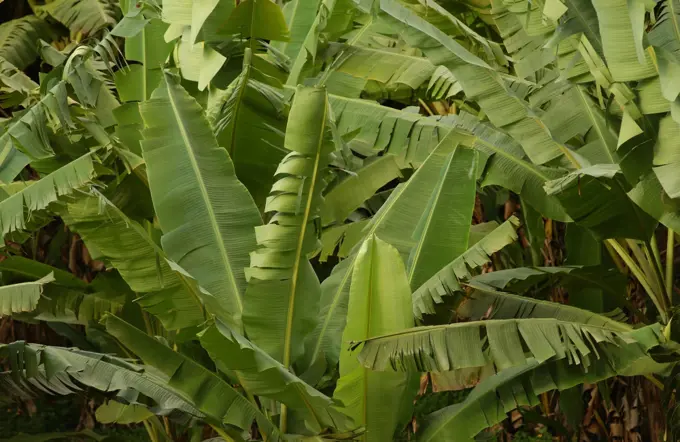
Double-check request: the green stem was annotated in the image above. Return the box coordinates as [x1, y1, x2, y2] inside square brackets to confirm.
[651, 234, 665, 282]
[280, 404, 288, 435]
[210, 424, 237, 442]
[143, 420, 159, 442]
[667, 229, 675, 300]
[607, 240, 668, 322]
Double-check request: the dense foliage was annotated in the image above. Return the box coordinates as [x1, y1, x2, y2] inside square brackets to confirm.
[1, 0, 680, 440]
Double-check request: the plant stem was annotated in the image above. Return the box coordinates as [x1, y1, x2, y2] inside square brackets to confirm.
[210, 424, 237, 442]
[651, 234, 665, 282]
[143, 420, 159, 442]
[607, 239, 668, 322]
[280, 404, 288, 434]
[667, 229, 675, 301]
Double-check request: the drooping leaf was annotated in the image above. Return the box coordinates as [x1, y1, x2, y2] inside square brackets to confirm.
[322, 154, 402, 225]
[31, 0, 120, 35]
[103, 314, 280, 438]
[333, 235, 418, 442]
[199, 320, 353, 433]
[418, 346, 664, 442]
[355, 319, 663, 373]
[243, 86, 333, 366]
[139, 72, 262, 331]
[0, 273, 55, 316]
[0, 151, 98, 235]
[412, 216, 520, 319]
[60, 193, 206, 330]
[544, 164, 658, 240]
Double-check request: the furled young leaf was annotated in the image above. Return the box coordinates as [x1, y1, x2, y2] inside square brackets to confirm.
[412, 217, 520, 319]
[0, 273, 54, 316]
[60, 193, 206, 330]
[333, 235, 418, 442]
[139, 72, 262, 332]
[243, 86, 333, 367]
[0, 152, 98, 235]
[199, 320, 352, 433]
[207, 50, 288, 207]
[456, 284, 630, 328]
[104, 315, 280, 438]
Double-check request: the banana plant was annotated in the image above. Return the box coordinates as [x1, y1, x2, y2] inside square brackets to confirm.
[1, 0, 680, 440]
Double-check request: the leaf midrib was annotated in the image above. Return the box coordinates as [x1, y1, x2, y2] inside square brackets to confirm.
[164, 78, 243, 315]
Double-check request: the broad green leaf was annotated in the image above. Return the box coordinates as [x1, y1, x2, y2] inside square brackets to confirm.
[412, 217, 520, 319]
[328, 93, 455, 165]
[333, 235, 418, 442]
[104, 314, 280, 437]
[207, 50, 288, 207]
[243, 86, 333, 366]
[139, 72, 262, 331]
[199, 320, 352, 433]
[322, 154, 402, 225]
[653, 116, 680, 198]
[0, 273, 54, 316]
[544, 164, 657, 240]
[0, 151, 97, 235]
[222, 0, 290, 42]
[591, 0, 656, 81]
[407, 146, 478, 290]
[115, 17, 173, 101]
[60, 193, 206, 330]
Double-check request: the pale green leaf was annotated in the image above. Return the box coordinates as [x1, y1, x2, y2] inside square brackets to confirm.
[333, 235, 418, 442]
